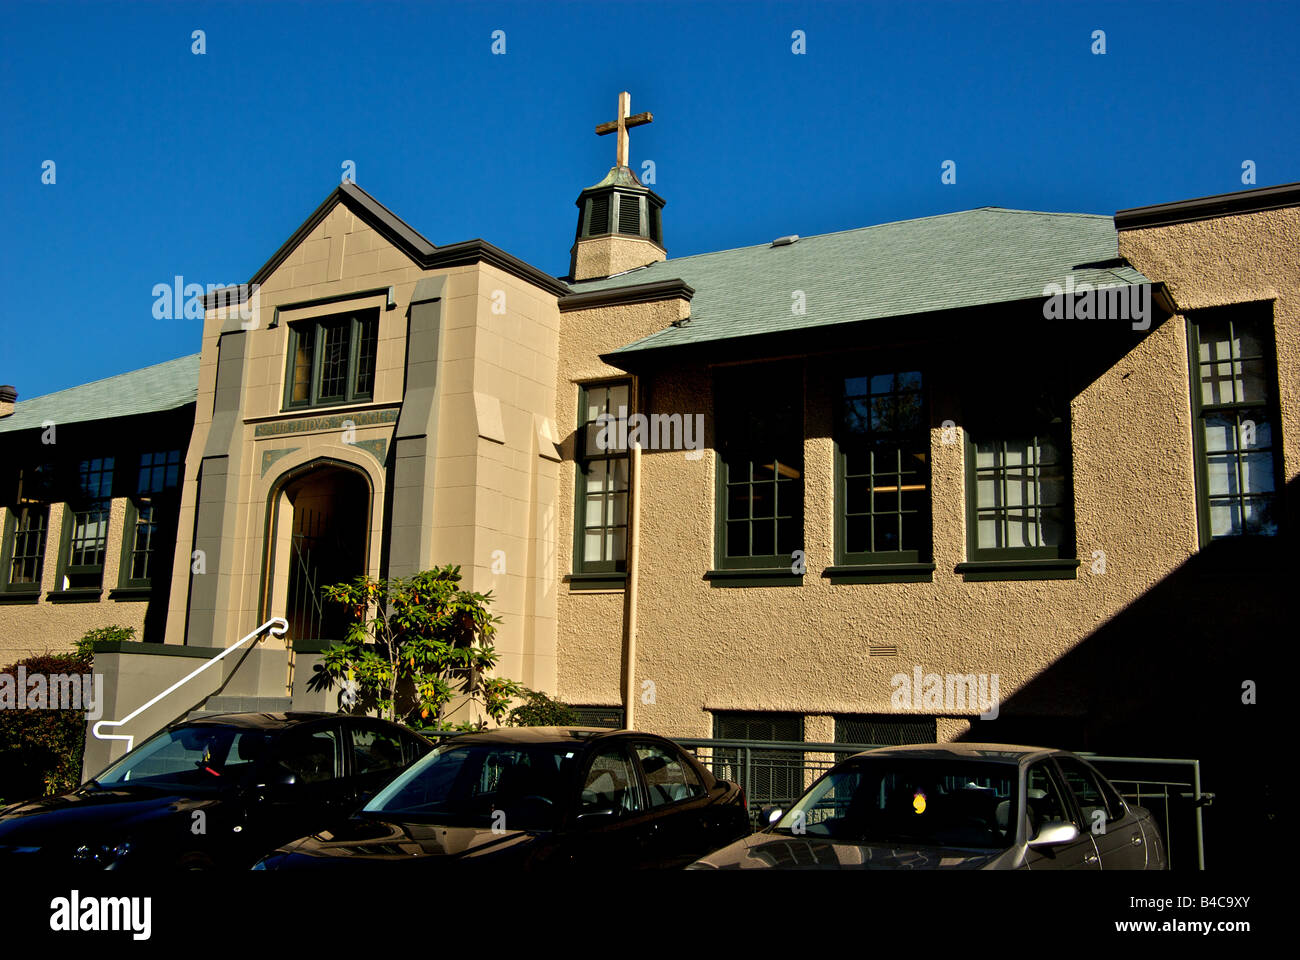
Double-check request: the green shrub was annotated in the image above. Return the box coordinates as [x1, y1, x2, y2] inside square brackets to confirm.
[0, 654, 93, 801]
[507, 688, 578, 727]
[0, 625, 131, 802]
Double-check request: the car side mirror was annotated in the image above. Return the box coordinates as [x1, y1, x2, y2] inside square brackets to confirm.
[1028, 821, 1080, 847]
[759, 806, 784, 828]
[574, 807, 618, 827]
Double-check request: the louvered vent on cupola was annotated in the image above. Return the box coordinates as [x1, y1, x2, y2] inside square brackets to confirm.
[588, 194, 610, 235]
[618, 194, 641, 236]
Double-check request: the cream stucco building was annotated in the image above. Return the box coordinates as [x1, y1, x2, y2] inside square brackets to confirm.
[1, 100, 1293, 865]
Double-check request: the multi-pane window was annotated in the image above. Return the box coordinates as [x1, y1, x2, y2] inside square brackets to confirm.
[1189, 307, 1281, 540]
[284, 309, 380, 409]
[965, 407, 1073, 561]
[971, 436, 1069, 551]
[63, 457, 113, 591]
[574, 381, 631, 574]
[715, 363, 803, 568]
[837, 371, 929, 562]
[122, 449, 183, 587]
[137, 449, 181, 493]
[125, 503, 158, 582]
[4, 504, 49, 591]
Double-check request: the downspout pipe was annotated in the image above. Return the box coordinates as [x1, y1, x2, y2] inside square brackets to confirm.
[622, 440, 642, 729]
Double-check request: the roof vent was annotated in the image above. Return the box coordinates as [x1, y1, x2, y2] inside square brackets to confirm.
[771, 235, 799, 247]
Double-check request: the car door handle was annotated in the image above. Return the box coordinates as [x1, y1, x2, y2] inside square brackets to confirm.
[1131, 835, 1144, 846]
[1085, 853, 1099, 864]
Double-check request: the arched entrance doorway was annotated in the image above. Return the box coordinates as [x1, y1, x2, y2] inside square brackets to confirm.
[267, 462, 370, 646]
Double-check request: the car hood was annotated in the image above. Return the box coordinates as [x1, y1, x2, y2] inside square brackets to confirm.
[0, 787, 216, 847]
[265, 816, 543, 867]
[690, 831, 1020, 870]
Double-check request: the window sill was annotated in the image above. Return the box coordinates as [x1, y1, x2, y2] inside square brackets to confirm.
[704, 568, 804, 588]
[955, 559, 1079, 582]
[0, 591, 41, 605]
[823, 562, 935, 584]
[109, 586, 153, 601]
[564, 572, 628, 592]
[46, 588, 104, 603]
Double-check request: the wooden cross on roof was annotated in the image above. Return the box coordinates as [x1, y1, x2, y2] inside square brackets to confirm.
[595, 91, 652, 169]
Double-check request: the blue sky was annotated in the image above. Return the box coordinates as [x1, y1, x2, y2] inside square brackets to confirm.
[2, 0, 1297, 399]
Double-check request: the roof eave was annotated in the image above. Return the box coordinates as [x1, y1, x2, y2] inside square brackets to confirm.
[1115, 181, 1300, 230]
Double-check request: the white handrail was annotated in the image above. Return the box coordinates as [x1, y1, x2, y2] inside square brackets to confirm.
[91, 617, 289, 751]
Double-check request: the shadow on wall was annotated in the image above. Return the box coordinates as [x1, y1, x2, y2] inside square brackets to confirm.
[959, 474, 1294, 869]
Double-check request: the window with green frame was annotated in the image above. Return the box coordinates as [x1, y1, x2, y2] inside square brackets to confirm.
[572, 380, 631, 579]
[714, 362, 803, 570]
[1187, 305, 1282, 541]
[1, 503, 50, 597]
[963, 397, 1074, 570]
[284, 308, 379, 409]
[119, 449, 183, 589]
[59, 457, 114, 592]
[836, 370, 930, 564]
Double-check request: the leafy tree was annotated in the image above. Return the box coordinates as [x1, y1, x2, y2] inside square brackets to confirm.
[507, 688, 578, 727]
[315, 565, 523, 731]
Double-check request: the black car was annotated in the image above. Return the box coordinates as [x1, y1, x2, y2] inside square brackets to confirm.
[0, 712, 430, 870]
[254, 727, 750, 870]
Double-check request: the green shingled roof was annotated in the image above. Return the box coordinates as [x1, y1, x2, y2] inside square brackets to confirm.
[568, 207, 1151, 357]
[0, 354, 199, 434]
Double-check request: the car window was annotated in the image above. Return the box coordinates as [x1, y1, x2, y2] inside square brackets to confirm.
[634, 742, 705, 807]
[1056, 757, 1125, 829]
[96, 724, 269, 791]
[277, 727, 341, 784]
[349, 723, 406, 777]
[1025, 762, 1075, 834]
[580, 747, 643, 816]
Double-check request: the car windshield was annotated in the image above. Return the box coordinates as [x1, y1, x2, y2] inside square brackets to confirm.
[773, 758, 1018, 850]
[95, 725, 272, 794]
[363, 740, 579, 830]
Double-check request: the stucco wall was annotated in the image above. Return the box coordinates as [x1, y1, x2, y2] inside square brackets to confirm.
[1117, 206, 1300, 481]
[543, 196, 1300, 744]
[0, 499, 150, 663]
[554, 297, 691, 710]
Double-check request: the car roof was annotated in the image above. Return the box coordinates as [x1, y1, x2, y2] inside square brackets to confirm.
[179, 711, 342, 731]
[435, 726, 632, 745]
[850, 742, 1064, 765]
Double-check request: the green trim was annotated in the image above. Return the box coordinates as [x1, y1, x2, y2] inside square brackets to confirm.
[822, 563, 935, 584]
[955, 559, 1079, 582]
[704, 568, 804, 588]
[282, 309, 379, 412]
[571, 379, 632, 577]
[0, 505, 44, 597]
[563, 572, 628, 591]
[108, 586, 152, 601]
[833, 367, 931, 567]
[116, 499, 152, 591]
[46, 588, 104, 603]
[291, 637, 334, 654]
[92, 639, 223, 657]
[963, 417, 1074, 564]
[1185, 307, 1285, 546]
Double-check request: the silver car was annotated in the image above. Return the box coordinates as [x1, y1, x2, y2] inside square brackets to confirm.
[689, 743, 1167, 870]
